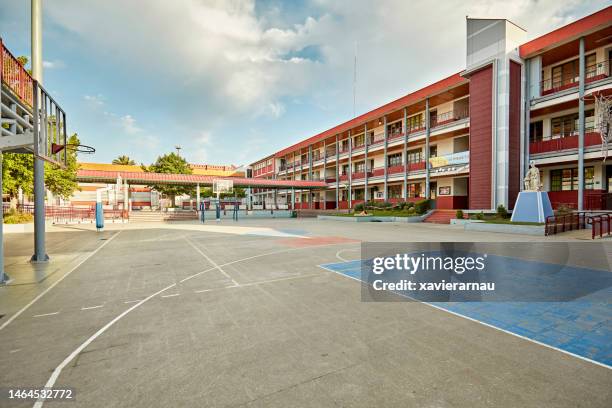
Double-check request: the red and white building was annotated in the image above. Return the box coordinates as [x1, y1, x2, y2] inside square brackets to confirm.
[249, 7, 612, 211]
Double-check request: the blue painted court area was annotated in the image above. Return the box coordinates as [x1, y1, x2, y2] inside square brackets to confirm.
[320, 259, 612, 367]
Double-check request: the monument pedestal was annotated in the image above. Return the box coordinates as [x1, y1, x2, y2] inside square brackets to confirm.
[511, 191, 553, 223]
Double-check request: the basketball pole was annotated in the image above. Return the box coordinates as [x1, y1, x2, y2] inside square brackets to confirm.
[31, 0, 49, 262]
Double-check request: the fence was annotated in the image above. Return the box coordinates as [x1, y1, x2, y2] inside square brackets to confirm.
[3, 203, 127, 223]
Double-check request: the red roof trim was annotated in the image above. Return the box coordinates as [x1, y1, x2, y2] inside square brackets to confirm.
[77, 169, 325, 188]
[519, 6, 612, 58]
[271, 72, 466, 159]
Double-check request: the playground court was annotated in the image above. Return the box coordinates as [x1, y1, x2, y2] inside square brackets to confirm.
[0, 219, 610, 407]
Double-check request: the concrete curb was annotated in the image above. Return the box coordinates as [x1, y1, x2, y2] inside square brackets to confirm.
[464, 222, 545, 236]
[317, 215, 424, 223]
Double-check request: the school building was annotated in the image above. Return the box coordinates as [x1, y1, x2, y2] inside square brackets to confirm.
[248, 7, 612, 213]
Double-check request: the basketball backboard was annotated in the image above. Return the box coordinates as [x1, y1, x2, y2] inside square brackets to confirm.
[213, 179, 234, 195]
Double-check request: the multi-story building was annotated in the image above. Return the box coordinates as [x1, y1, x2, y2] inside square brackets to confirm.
[249, 6, 612, 212]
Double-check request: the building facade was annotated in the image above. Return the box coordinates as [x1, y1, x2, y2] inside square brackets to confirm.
[249, 7, 612, 212]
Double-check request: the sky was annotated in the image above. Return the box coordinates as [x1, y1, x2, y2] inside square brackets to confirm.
[0, 0, 608, 167]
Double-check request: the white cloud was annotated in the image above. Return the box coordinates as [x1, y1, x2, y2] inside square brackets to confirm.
[119, 115, 142, 135]
[83, 94, 105, 107]
[43, 59, 65, 69]
[30, 0, 610, 165]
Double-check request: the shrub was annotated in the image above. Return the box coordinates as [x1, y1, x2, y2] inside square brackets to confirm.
[496, 204, 509, 219]
[353, 203, 364, 212]
[396, 202, 406, 210]
[3, 211, 34, 224]
[407, 207, 416, 215]
[455, 209, 464, 220]
[556, 204, 573, 215]
[414, 199, 431, 215]
[406, 201, 415, 209]
[476, 211, 484, 220]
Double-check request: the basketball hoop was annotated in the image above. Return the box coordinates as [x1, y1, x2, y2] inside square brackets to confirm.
[213, 179, 234, 195]
[51, 143, 96, 155]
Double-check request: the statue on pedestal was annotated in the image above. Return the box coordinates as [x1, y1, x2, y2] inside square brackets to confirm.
[523, 161, 542, 192]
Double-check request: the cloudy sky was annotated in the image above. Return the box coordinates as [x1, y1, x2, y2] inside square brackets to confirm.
[0, 0, 607, 166]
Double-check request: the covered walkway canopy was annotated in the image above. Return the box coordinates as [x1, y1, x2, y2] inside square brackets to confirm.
[76, 169, 326, 189]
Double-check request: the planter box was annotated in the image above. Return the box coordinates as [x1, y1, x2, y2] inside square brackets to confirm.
[317, 215, 424, 223]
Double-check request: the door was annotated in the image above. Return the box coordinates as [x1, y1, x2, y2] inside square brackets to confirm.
[429, 181, 437, 200]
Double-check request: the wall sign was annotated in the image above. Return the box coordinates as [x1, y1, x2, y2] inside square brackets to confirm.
[439, 186, 451, 196]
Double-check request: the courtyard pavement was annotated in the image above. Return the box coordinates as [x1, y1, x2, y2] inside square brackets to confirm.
[0, 219, 610, 407]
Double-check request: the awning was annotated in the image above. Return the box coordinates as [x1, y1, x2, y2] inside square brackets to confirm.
[76, 169, 326, 189]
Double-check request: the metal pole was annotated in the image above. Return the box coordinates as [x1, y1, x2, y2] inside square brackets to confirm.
[0, 153, 6, 283]
[335, 134, 339, 209]
[425, 98, 431, 200]
[348, 131, 353, 208]
[383, 116, 388, 201]
[403, 108, 408, 201]
[364, 123, 369, 204]
[578, 37, 585, 211]
[31, 0, 48, 262]
[196, 183, 200, 214]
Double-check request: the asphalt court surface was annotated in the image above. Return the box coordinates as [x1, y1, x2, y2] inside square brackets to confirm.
[0, 219, 610, 407]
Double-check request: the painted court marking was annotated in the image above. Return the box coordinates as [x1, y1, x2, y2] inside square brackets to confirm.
[0, 231, 122, 332]
[320, 260, 612, 370]
[81, 305, 104, 311]
[32, 312, 60, 318]
[34, 239, 356, 407]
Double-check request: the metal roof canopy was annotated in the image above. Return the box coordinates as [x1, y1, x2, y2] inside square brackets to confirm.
[76, 169, 326, 189]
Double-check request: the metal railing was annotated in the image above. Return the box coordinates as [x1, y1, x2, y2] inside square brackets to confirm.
[3, 203, 127, 223]
[588, 214, 611, 239]
[545, 212, 588, 236]
[1, 38, 34, 107]
[540, 59, 610, 96]
[431, 108, 469, 128]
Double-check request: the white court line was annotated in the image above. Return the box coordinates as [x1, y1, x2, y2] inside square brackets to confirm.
[336, 248, 359, 262]
[35, 240, 357, 407]
[9, 349, 21, 353]
[193, 273, 321, 294]
[319, 264, 612, 370]
[32, 312, 60, 318]
[160, 293, 180, 298]
[0, 231, 122, 332]
[123, 299, 142, 304]
[33, 282, 177, 408]
[80, 305, 104, 311]
[184, 237, 239, 286]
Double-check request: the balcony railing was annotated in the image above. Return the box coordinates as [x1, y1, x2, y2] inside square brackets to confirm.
[1, 38, 34, 106]
[431, 108, 469, 128]
[541, 60, 611, 96]
[530, 130, 602, 154]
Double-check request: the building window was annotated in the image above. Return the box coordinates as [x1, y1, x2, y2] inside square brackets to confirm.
[407, 149, 422, 164]
[429, 145, 438, 158]
[551, 110, 594, 138]
[354, 162, 365, 173]
[354, 189, 364, 200]
[354, 134, 365, 148]
[407, 114, 423, 131]
[530, 121, 543, 142]
[550, 167, 594, 191]
[408, 183, 422, 198]
[388, 185, 402, 199]
[387, 121, 402, 137]
[387, 153, 402, 167]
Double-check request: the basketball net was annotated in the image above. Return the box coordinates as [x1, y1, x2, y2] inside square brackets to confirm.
[594, 93, 612, 161]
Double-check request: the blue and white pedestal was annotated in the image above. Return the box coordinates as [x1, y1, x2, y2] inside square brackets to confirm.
[511, 191, 553, 223]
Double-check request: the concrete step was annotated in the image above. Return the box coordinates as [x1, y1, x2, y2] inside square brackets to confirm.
[423, 210, 458, 224]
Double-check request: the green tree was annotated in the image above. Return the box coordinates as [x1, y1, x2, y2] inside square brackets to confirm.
[1, 134, 81, 202]
[44, 134, 81, 199]
[112, 155, 135, 165]
[145, 152, 193, 207]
